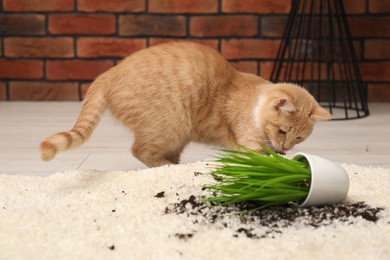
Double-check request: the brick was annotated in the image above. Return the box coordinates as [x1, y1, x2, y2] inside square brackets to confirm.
[149, 0, 218, 14]
[261, 16, 287, 37]
[78, 0, 145, 12]
[9, 81, 79, 101]
[369, 0, 390, 13]
[360, 62, 390, 82]
[221, 39, 280, 59]
[0, 59, 43, 79]
[46, 60, 113, 80]
[0, 15, 45, 36]
[80, 83, 90, 99]
[4, 37, 74, 58]
[271, 40, 361, 62]
[119, 15, 186, 36]
[260, 62, 331, 82]
[149, 38, 219, 50]
[368, 84, 390, 102]
[49, 14, 115, 35]
[349, 17, 390, 37]
[3, 0, 74, 12]
[222, 0, 291, 14]
[190, 16, 258, 37]
[365, 40, 390, 59]
[262, 17, 372, 39]
[262, 17, 363, 60]
[223, 0, 363, 15]
[343, 0, 366, 14]
[352, 41, 363, 61]
[230, 61, 258, 74]
[0, 82, 7, 100]
[260, 61, 284, 81]
[77, 38, 146, 58]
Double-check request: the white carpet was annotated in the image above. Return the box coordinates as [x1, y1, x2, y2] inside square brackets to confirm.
[0, 162, 389, 260]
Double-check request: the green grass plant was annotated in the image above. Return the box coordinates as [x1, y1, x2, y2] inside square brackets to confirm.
[204, 146, 311, 210]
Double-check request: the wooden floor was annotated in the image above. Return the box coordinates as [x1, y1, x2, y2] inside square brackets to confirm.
[1, 102, 389, 176]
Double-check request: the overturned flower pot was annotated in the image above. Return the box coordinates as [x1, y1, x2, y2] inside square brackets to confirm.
[205, 147, 349, 210]
[292, 153, 349, 207]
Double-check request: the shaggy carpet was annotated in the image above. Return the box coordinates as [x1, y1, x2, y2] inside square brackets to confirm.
[0, 162, 389, 260]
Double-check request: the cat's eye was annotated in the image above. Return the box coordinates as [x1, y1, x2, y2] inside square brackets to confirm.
[296, 137, 302, 140]
[279, 129, 287, 135]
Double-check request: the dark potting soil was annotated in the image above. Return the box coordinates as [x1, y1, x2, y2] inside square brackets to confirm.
[174, 233, 194, 241]
[160, 170, 384, 240]
[164, 194, 383, 240]
[155, 191, 165, 198]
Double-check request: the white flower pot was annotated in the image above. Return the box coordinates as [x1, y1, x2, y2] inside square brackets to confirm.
[292, 153, 350, 207]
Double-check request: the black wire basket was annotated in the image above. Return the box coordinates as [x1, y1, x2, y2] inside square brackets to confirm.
[270, 0, 369, 120]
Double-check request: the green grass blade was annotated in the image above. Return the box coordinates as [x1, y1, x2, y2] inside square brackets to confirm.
[204, 146, 311, 211]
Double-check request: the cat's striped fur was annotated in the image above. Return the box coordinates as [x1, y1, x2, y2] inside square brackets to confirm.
[40, 42, 331, 167]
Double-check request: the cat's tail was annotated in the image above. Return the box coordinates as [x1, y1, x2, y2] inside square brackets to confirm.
[40, 75, 108, 161]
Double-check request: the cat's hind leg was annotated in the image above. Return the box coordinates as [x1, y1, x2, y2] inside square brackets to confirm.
[132, 142, 171, 167]
[165, 143, 187, 164]
[131, 134, 187, 168]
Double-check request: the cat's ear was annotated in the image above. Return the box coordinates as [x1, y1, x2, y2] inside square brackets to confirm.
[311, 106, 332, 120]
[274, 98, 295, 113]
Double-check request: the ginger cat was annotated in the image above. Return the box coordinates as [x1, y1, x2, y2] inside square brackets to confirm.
[40, 41, 331, 167]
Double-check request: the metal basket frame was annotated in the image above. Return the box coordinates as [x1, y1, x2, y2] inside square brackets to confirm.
[270, 0, 369, 120]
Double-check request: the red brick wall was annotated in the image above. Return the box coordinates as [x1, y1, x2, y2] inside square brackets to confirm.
[0, 0, 389, 101]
